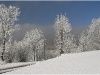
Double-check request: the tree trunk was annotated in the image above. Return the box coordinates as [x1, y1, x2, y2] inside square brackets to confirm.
[60, 29, 64, 55]
[83, 44, 86, 52]
[1, 31, 6, 61]
[33, 46, 36, 61]
[44, 41, 46, 60]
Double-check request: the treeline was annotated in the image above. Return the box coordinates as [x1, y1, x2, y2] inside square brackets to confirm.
[0, 4, 100, 63]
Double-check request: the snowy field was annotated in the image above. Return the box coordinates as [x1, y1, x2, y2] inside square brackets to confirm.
[5, 50, 100, 74]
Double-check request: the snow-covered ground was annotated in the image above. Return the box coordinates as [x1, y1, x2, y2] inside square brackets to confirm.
[5, 50, 100, 74]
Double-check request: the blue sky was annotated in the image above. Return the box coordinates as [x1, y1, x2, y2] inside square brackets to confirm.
[0, 1, 100, 47]
[0, 1, 100, 26]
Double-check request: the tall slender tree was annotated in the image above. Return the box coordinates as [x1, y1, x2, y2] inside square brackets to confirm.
[0, 4, 20, 61]
[54, 14, 72, 55]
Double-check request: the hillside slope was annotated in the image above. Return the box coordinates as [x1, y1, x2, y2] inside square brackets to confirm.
[6, 50, 100, 74]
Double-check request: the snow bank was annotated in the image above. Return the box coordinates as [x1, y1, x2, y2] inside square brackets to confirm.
[6, 50, 100, 74]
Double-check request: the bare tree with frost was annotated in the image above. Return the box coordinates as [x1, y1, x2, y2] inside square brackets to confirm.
[79, 31, 88, 52]
[0, 4, 20, 61]
[87, 18, 100, 50]
[36, 38, 46, 61]
[54, 14, 74, 55]
[79, 28, 95, 52]
[63, 34, 77, 53]
[5, 28, 46, 62]
[14, 40, 29, 62]
[23, 28, 46, 61]
[79, 18, 100, 52]
[4, 40, 19, 63]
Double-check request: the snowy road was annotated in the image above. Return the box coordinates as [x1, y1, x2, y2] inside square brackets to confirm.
[0, 62, 35, 74]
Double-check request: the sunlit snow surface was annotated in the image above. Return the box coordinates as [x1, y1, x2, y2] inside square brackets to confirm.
[6, 50, 100, 74]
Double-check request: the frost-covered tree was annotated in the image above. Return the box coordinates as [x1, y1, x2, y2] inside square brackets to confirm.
[54, 14, 73, 55]
[23, 28, 46, 61]
[15, 40, 29, 62]
[79, 30, 95, 52]
[0, 4, 20, 61]
[79, 18, 100, 52]
[4, 41, 18, 63]
[87, 18, 100, 50]
[63, 34, 77, 53]
[36, 38, 46, 61]
[5, 28, 46, 62]
[78, 31, 88, 52]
